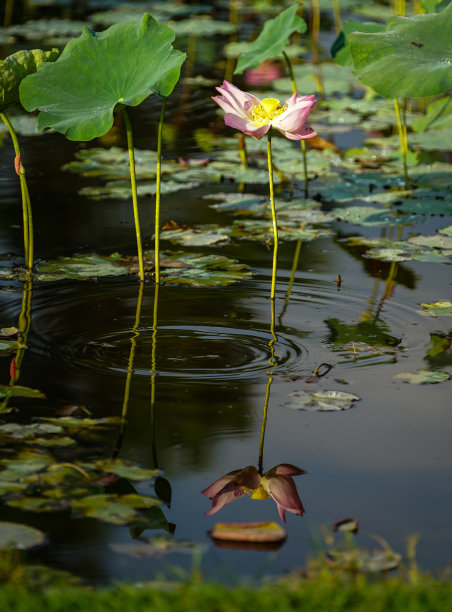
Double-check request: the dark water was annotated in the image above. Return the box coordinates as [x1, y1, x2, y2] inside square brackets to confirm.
[1, 2, 452, 585]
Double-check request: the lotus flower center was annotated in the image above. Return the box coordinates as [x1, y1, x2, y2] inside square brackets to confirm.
[249, 485, 270, 500]
[252, 97, 287, 126]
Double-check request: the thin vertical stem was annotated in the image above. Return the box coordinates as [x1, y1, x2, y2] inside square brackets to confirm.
[122, 108, 145, 282]
[310, 0, 324, 99]
[332, 0, 342, 33]
[1, 112, 33, 273]
[282, 51, 309, 198]
[267, 130, 278, 301]
[394, 98, 409, 189]
[154, 98, 167, 285]
[238, 133, 248, 169]
[150, 282, 159, 466]
[258, 297, 277, 474]
[3, 0, 14, 28]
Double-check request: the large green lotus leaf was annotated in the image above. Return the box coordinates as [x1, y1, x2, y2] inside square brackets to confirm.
[331, 19, 384, 67]
[234, 4, 307, 74]
[20, 14, 186, 141]
[0, 522, 45, 550]
[394, 369, 450, 384]
[0, 48, 59, 110]
[349, 4, 452, 98]
[405, 126, 452, 151]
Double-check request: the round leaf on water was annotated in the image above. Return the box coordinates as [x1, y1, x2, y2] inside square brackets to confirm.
[0, 384, 45, 399]
[418, 301, 452, 316]
[349, 4, 452, 98]
[0, 48, 59, 110]
[235, 4, 307, 74]
[20, 14, 186, 140]
[0, 521, 45, 550]
[393, 369, 450, 384]
[285, 389, 360, 412]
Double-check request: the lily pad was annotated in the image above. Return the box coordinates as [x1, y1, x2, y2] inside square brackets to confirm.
[235, 4, 306, 74]
[0, 48, 59, 110]
[211, 521, 287, 543]
[71, 493, 160, 525]
[0, 339, 25, 354]
[332, 205, 421, 226]
[393, 370, 450, 384]
[162, 225, 230, 247]
[111, 536, 202, 556]
[20, 14, 186, 140]
[349, 4, 452, 98]
[227, 219, 332, 242]
[418, 301, 452, 316]
[0, 521, 45, 550]
[285, 389, 360, 412]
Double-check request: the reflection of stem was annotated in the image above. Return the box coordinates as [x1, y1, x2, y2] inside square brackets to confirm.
[258, 297, 277, 474]
[150, 284, 159, 467]
[394, 98, 409, 189]
[267, 130, 278, 301]
[0, 279, 32, 413]
[278, 239, 302, 325]
[114, 282, 145, 456]
[1, 112, 34, 273]
[282, 51, 309, 198]
[154, 98, 167, 285]
[122, 109, 145, 282]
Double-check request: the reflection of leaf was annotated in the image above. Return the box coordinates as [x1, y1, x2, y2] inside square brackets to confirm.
[235, 4, 306, 74]
[0, 384, 45, 399]
[111, 536, 203, 557]
[20, 14, 186, 140]
[393, 370, 450, 384]
[0, 521, 45, 550]
[285, 390, 360, 411]
[419, 301, 452, 316]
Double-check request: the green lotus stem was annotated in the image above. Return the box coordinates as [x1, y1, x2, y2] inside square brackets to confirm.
[332, 0, 342, 33]
[238, 133, 248, 169]
[0, 112, 34, 273]
[282, 51, 309, 198]
[258, 297, 277, 475]
[224, 0, 239, 82]
[154, 98, 167, 285]
[267, 130, 278, 301]
[122, 108, 145, 282]
[310, 0, 324, 99]
[394, 98, 409, 189]
[2, 0, 14, 28]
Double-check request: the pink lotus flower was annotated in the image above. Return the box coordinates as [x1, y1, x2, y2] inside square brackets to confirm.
[212, 80, 317, 141]
[202, 464, 306, 523]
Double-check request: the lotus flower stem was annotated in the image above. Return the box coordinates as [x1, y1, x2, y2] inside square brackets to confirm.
[154, 97, 167, 285]
[1, 112, 34, 273]
[238, 133, 248, 168]
[267, 130, 278, 301]
[122, 109, 145, 282]
[394, 98, 409, 189]
[333, 0, 342, 33]
[282, 51, 309, 197]
[310, 0, 324, 99]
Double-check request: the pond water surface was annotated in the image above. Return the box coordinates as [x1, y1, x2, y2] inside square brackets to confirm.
[0, 0, 451, 584]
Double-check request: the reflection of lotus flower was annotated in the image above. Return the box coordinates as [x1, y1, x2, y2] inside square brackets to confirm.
[202, 464, 306, 523]
[212, 80, 316, 141]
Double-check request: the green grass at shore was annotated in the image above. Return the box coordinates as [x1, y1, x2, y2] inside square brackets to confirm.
[2, 575, 452, 612]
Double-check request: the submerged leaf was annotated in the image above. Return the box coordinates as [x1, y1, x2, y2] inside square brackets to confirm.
[111, 536, 202, 557]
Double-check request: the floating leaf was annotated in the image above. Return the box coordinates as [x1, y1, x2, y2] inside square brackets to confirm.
[0, 384, 45, 399]
[0, 48, 59, 110]
[235, 4, 306, 74]
[0, 521, 45, 550]
[393, 370, 450, 384]
[418, 301, 452, 316]
[349, 4, 452, 98]
[20, 14, 186, 140]
[326, 547, 402, 573]
[210, 521, 287, 543]
[332, 205, 421, 226]
[161, 225, 230, 247]
[72, 494, 160, 525]
[159, 252, 252, 287]
[88, 460, 158, 481]
[111, 536, 202, 557]
[0, 339, 25, 354]
[0, 327, 18, 337]
[227, 219, 332, 242]
[285, 389, 360, 412]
